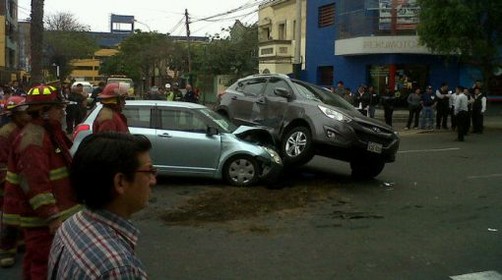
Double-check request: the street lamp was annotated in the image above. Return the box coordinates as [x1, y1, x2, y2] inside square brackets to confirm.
[134, 19, 151, 32]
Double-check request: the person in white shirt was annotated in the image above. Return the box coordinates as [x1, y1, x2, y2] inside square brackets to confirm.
[449, 86, 459, 130]
[454, 86, 469, 141]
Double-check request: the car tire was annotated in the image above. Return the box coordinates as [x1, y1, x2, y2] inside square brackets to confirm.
[350, 159, 385, 179]
[281, 126, 314, 166]
[223, 155, 259, 187]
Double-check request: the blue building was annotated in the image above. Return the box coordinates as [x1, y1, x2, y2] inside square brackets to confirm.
[303, 0, 473, 97]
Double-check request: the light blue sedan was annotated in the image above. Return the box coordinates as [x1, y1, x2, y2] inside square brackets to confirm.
[71, 100, 282, 187]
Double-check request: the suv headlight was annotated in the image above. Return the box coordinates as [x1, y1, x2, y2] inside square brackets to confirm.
[318, 105, 352, 122]
[262, 146, 282, 164]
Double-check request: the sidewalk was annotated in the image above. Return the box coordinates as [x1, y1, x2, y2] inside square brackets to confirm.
[374, 103, 502, 135]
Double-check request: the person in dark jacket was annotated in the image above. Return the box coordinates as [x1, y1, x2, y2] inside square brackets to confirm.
[183, 84, 199, 103]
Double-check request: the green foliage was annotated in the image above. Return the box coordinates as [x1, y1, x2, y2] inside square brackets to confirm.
[43, 12, 99, 81]
[417, 0, 502, 83]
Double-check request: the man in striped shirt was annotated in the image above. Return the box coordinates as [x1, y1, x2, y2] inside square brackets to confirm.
[49, 132, 156, 279]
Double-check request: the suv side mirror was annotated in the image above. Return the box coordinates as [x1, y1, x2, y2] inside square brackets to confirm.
[207, 126, 219, 136]
[274, 87, 291, 98]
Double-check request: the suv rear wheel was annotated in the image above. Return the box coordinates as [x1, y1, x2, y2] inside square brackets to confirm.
[281, 126, 314, 166]
[350, 159, 385, 179]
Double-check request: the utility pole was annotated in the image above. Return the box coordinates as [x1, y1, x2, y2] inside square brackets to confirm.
[293, 0, 302, 79]
[185, 9, 192, 85]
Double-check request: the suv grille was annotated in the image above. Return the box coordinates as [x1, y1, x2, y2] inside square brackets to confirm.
[354, 122, 396, 147]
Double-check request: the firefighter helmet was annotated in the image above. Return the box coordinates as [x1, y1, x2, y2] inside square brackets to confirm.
[99, 82, 129, 99]
[0, 96, 26, 115]
[25, 84, 65, 106]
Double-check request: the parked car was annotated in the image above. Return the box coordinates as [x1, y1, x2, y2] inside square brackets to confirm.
[71, 100, 282, 187]
[215, 74, 400, 178]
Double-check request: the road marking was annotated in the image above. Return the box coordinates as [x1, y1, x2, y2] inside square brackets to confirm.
[398, 147, 460, 154]
[450, 271, 502, 279]
[467, 174, 502, 180]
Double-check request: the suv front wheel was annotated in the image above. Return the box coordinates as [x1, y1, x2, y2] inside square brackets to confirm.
[281, 126, 314, 166]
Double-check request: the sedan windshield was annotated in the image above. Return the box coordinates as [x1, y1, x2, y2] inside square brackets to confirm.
[198, 108, 237, 132]
[291, 80, 359, 112]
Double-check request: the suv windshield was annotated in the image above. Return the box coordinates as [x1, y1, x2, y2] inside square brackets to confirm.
[292, 80, 358, 112]
[198, 108, 237, 133]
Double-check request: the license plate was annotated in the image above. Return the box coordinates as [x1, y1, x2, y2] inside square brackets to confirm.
[367, 142, 383, 154]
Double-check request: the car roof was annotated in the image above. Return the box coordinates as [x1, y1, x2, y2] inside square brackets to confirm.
[241, 73, 291, 80]
[125, 100, 207, 109]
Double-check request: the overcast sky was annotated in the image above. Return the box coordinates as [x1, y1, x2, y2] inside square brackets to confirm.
[17, 0, 260, 36]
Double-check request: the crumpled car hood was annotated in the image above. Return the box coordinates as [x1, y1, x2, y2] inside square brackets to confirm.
[232, 125, 276, 147]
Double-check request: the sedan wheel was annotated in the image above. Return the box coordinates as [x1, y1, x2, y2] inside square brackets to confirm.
[223, 155, 259, 187]
[281, 126, 314, 166]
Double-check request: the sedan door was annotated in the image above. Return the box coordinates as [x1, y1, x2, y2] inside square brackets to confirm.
[122, 104, 156, 141]
[153, 107, 222, 176]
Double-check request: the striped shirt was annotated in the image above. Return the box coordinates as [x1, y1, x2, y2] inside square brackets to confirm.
[48, 209, 148, 279]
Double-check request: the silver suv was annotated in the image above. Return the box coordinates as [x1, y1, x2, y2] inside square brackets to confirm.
[216, 74, 400, 178]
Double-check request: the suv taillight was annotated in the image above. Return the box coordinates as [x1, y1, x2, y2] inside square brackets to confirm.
[72, 124, 90, 140]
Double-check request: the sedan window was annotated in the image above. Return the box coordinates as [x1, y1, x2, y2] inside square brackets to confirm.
[122, 106, 152, 128]
[160, 109, 207, 133]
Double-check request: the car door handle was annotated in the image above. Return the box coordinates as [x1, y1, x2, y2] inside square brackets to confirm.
[158, 133, 172, 138]
[231, 96, 238, 100]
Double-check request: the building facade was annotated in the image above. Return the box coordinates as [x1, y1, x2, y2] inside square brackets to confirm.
[304, 0, 463, 97]
[0, 0, 20, 84]
[258, 0, 306, 75]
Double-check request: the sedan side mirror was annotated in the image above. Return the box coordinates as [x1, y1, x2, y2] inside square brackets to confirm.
[274, 87, 291, 99]
[207, 126, 219, 136]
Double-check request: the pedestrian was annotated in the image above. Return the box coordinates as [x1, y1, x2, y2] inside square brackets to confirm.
[353, 84, 370, 116]
[165, 83, 174, 101]
[93, 82, 130, 133]
[90, 81, 106, 109]
[449, 86, 460, 131]
[172, 83, 184, 101]
[405, 87, 422, 130]
[0, 96, 30, 268]
[342, 88, 354, 105]
[435, 82, 450, 129]
[334, 81, 345, 97]
[420, 85, 436, 130]
[380, 89, 396, 126]
[66, 83, 87, 134]
[2, 84, 82, 280]
[454, 86, 469, 141]
[367, 85, 380, 118]
[471, 87, 487, 133]
[48, 132, 155, 279]
[183, 84, 199, 103]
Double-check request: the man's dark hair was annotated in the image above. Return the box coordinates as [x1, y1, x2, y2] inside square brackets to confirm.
[70, 132, 152, 210]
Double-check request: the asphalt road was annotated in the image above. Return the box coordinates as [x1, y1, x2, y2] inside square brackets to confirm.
[1, 108, 501, 280]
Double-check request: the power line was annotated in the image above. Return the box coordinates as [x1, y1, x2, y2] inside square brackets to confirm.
[191, 0, 273, 23]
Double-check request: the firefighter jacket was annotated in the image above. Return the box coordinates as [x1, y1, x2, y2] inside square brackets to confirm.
[92, 105, 129, 133]
[2, 119, 82, 228]
[0, 122, 21, 202]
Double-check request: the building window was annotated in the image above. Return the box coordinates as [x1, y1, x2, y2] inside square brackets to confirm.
[318, 3, 335, 28]
[261, 47, 273, 55]
[278, 23, 286, 40]
[75, 66, 94, 71]
[318, 66, 333, 86]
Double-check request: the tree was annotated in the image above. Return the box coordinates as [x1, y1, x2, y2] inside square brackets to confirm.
[44, 12, 98, 82]
[417, 0, 502, 90]
[30, 0, 45, 84]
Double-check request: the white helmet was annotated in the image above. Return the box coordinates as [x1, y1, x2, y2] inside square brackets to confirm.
[165, 83, 171, 89]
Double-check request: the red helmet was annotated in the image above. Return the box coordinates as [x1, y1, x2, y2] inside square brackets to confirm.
[0, 96, 26, 115]
[98, 82, 130, 99]
[25, 84, 64, 106]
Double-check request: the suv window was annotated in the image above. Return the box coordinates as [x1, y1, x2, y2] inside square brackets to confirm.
[235, 78, 266, 97]
[122, 106, 152, 128]
[159, 109, 207, 133]
[264, 77, 291, 97]
[292, 80, 358, 112]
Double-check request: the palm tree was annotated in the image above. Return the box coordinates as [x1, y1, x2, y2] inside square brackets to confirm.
[30, 0, 45, 84]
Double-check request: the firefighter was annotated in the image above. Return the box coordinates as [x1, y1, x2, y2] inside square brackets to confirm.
[0, 96, 30, 268]
[2, 84, 81, 279]
[92, 82, 130, 133]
